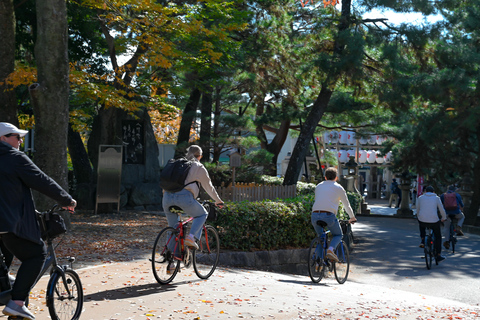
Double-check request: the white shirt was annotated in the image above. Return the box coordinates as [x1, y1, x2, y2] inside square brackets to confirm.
[312, 180, 355, 219]
[416, 192, 446, 223]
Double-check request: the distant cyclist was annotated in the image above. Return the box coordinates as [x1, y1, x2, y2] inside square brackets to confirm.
[416, 186, 446, 262]
[311, 167, 357, 262]
[440, 185, 465, 249]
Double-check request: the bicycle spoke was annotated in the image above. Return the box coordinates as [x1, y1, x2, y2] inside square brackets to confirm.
[308, 238, 324, 283]
[194, 225, 220, 279]
[152, 227, 180, 284]
[334, 241, 349, 284]
[47, 269, 83, 320]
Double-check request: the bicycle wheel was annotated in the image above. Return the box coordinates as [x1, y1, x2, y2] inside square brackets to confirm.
[46, 269, 83, 320]
[334, 241, 350, 284]
[450, 225, 456, 254]
[152, 227, 180, 284]
[193, 225, 220, 279]
[425, 236, 433, 270]
[308, 238, 324, 283]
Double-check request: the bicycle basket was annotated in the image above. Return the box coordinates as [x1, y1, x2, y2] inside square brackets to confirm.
[38, 212, 67, 240]
[204, 202, 217, 222]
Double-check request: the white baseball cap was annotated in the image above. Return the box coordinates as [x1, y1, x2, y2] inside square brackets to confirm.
[0, 122, 29, 137]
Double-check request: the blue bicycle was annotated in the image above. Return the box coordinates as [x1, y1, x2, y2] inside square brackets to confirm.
[308, 220, 350, 284]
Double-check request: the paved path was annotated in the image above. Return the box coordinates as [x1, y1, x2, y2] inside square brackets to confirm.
[23, 208, 480, 320]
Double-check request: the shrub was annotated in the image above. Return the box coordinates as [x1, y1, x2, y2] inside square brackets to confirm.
[214, 190, 361, 251]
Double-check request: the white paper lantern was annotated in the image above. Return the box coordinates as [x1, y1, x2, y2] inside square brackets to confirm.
[368, 135, 376, 145]
[338, 131, 348, 144]
[358, 150, 367, 163]
[329, 131, 338, 144]
[376, 151, 385, 164]
[323, 131, 330, 144]
[359, 136, 368, 145]
[385, 151, 393, 163]
[338, 150, 348, 163]
[347, 132, 356, 145]
[376, 135, 385, 145]
[367, 150, 376, 164]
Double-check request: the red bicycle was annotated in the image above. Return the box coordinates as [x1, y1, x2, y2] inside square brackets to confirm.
[151, 202, 220, 284]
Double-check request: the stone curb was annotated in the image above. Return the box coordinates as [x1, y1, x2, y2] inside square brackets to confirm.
[218, 248, 309, 275]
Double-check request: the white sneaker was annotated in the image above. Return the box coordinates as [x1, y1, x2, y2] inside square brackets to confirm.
[3, 300, 35, 320]
[184, 236, 199, 250]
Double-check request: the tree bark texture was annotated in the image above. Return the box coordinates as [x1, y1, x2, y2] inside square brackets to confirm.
[31, 0, 70, 209]
[200, 87, 213, 161]
[176, 87, 201, 157]
[0, 0, 18, 124]
[283, 0, 352, 185]
[283, 86, 332, 185]
[465, 127, 480, 225]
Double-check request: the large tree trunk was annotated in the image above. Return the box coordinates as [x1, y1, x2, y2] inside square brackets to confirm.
[283, 0, 352, 185]
[30, 0, 70, 210]
[465, 128, 480, 225]
[176, 87, 201, 157]
[283, 86, 332, 185]
[68, 124, 94, 209]
[200, 86, 213, 161]
[0, 0, 18, 124]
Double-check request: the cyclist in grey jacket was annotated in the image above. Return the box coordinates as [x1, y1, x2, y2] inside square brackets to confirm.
[0, 122, 76, 320]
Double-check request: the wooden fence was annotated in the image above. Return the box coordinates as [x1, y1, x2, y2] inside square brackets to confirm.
[213, 183, 297, 202]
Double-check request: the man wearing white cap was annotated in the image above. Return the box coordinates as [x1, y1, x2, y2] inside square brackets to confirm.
[0, 122, 77, 320]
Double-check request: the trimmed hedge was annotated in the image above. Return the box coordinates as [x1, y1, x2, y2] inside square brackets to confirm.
[215, 199, 316, 251]
[214, 191, 361, 252]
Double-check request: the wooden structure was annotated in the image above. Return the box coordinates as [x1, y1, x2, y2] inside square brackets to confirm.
[213, 183, 296, 202]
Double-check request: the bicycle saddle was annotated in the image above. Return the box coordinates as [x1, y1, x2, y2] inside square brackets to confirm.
[316, 220, 328, 228]
[169, 205, 183, 212]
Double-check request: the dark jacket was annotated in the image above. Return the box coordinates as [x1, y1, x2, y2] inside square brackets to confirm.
[0, 142, 73, 244]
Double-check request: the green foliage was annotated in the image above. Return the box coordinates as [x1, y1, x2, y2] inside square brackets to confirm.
[215, 191, 359, 251]
[215, 199, 316, 251]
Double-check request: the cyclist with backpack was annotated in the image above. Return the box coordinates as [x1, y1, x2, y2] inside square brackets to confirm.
[161, 145, 223, 251]
[440, 185, 465, 249]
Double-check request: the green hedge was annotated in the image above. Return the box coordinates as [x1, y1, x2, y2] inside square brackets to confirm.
[214, 191, 361, 252]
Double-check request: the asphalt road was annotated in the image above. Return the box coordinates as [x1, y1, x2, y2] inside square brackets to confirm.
[24, 216, 480, 320]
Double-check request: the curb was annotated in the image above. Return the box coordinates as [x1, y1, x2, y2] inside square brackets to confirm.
[218, 248, 309, 275]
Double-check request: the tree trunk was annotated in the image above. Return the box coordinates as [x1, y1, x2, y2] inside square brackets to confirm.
[283, 86, 332, 185]
[212, 86, 223, 163]
[200, 86, 213, 161]
[0, 0, 18, 124]
[176, 87, 201, 157]
[68, 124, 94, 209]
[283, 0, 352, 185]
[465, 128, 480, 225]
[31, 0, 70, 210]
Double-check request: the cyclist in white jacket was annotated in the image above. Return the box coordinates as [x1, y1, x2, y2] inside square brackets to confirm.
[416, 186, 447, 262]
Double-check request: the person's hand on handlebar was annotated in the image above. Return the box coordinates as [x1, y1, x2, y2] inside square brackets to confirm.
[63, 199, 77, 213]
[215, 201, 224, 209]
[349, 217, 357, 224]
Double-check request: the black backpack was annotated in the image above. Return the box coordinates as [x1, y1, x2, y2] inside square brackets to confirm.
[159, 158, 198, 192]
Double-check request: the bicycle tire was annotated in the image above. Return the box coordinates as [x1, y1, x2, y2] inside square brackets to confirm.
[307, 238, 324, 283]
[193, 225, 220, 279]
[425, 236, 433, 270]
[334, 241, 350, 284]
[450, 224, 456, 254]
[152, 227, 180, 284]
[46, 269, 83, 320]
